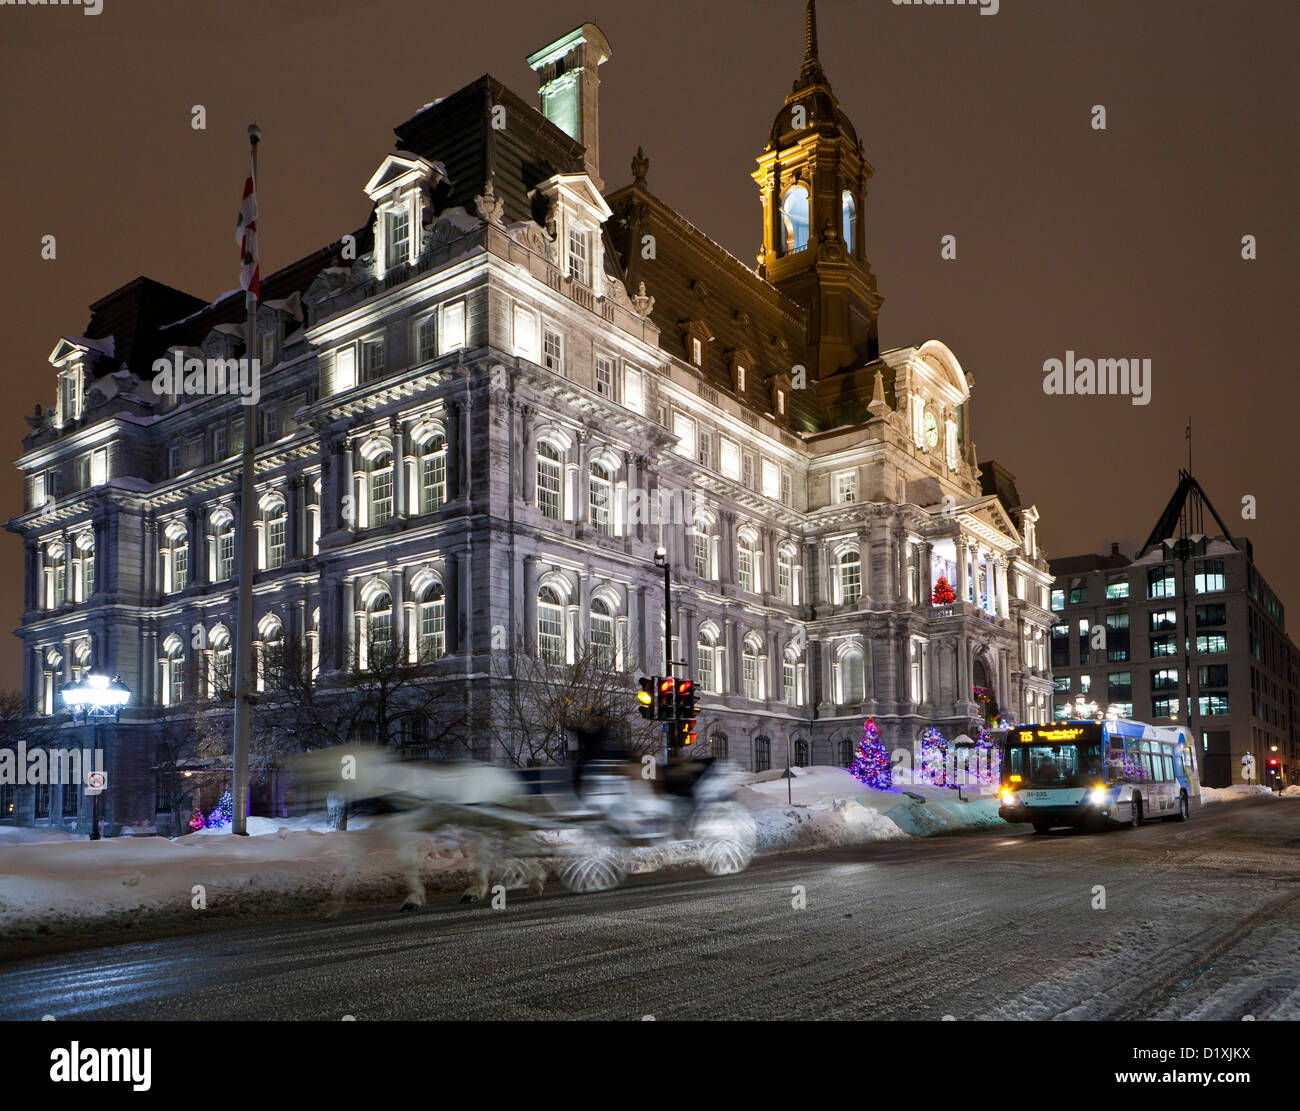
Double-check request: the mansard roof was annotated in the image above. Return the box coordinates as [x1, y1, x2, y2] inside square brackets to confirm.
[604, 179, 823, 431]
[393, 75, 587, 231]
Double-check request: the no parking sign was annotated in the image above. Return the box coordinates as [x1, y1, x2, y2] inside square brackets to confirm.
[85, 770, 106, 796]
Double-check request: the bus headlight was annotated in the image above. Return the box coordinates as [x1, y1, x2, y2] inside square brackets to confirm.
[999, 788, 1018, 804]
[1089, 788, 1112, 805]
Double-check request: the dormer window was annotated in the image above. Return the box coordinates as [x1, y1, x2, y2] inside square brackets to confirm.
[385, 207, 411, 270]
[842, 190, 857, 252]
[692, 337, 703, 366]
[775, 389, 785, 415]
[736, 364, 747, 394]
[567, 228, 590, 286]
[58, 368, 83, 426]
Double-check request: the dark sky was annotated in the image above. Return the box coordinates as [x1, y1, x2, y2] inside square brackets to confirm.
[2, 0, 1296, 684]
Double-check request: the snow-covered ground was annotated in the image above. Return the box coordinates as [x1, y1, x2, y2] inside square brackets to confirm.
[1201, 783, 1279, 804]
[1, 767, 1291, 940]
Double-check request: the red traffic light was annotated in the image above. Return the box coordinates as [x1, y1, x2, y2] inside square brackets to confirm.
[659, 678, 674, 695]
[676, 679, 693, 695]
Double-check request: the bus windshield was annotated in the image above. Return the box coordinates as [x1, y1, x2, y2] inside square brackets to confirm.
[1005, 742, 1106, 788]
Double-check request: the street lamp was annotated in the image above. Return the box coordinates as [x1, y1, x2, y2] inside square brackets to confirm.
[61, 672, 131, 841]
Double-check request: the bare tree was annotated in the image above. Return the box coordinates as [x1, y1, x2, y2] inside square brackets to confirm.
[485, 635, 663, 767]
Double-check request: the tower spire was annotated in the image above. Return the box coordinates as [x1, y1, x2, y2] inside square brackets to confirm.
[796, 0, 828, 89]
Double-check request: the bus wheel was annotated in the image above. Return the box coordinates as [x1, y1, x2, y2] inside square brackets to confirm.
[1174, 792, 1189, 822]
[1129, 796, 1143, 828]
[1032, 822, 1052, 835]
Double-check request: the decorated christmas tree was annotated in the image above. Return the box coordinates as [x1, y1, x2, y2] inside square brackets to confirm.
[931, 575, 955, 605]
[849, 717, 892, 790]
[918, 727, 949, 787]
[188, 808, 206, 832]
[206, 791, 234, 829]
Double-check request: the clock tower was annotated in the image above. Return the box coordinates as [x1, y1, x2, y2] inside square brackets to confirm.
[753, 1, 883, 379]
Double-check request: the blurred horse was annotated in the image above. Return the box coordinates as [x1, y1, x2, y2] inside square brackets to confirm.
[291, 747, 545, 914]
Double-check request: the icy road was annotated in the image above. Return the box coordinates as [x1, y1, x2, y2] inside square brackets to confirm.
[3, 798, 1298, 1021]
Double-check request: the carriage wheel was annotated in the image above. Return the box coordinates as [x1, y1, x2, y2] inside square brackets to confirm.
[693, 802, 757, 876]
[556, 827, 627, 894]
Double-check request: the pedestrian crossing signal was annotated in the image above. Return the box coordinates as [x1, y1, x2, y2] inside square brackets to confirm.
[678, 719, 697, 746]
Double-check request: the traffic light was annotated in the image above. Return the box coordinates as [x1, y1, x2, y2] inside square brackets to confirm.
[657, 677, 676, 720]
[677, 719, 697, 747]
[637, 677, 656, 720]
[1268, 757, 1280, 775]
[676, 678, 696, 719]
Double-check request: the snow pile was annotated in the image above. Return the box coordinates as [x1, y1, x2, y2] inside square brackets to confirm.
[0, 825, 474, 941]
[1201, 784, 1278, 804]
[1282, 785, 1300, 798]
[738, 766, 1006, 852]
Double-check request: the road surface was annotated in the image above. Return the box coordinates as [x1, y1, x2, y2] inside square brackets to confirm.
[3, 799, 1298, 1020]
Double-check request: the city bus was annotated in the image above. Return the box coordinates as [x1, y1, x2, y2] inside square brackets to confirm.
[995, 719, 1202, 834]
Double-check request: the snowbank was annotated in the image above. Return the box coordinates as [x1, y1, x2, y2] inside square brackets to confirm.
[738, 766, 1006, 851]
[1201, 784, 1279, 804]
[0, 768, 1014, 940]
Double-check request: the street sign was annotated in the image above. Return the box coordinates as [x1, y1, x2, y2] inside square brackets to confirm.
[1241, 754, 1256, 783]
[85, 770, 106, 796]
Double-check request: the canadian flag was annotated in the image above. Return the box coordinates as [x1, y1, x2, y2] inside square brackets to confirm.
[236, 158, 259, 298]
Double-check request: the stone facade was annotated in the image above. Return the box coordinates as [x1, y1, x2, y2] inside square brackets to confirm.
[4, 10, 1055, 830]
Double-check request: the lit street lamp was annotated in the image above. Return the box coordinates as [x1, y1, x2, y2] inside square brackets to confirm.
[61, 672, 132, 841]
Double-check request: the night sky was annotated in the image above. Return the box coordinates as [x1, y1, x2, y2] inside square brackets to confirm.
[2, 0, 1296, 684]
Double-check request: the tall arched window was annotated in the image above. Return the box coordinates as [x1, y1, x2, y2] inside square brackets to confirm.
[794, 738, 810, 767]
[697, 625, 719, 693]
[710, 732, 729, 760]
[589, 462, 613, 536]
[737, 528, 760, 593]
[836, 645, 865, 704]
[536, 442, 563, 520]
[161, 636, 185, 707]
[208, 625, 232, 699]
[538, 586, 565, 663]
[71, 640, 92, 683]
[777, 543, 796, 603]
[44, 543, 67, 610]
[368, 450, 394, 526]
[841, 190, 857, 251]
[754, 736, 772, 773]
[781, 186, 810, 254]
[262, 499, 287, 569]
[590, 597, 615, 667]
[417, 583, 445, 662]
[365, 590, 393, 668]
[420, 434, 447, 513]
[838, 737, 855, 767]
[783, 646, 802, 706]
[163, 522, 188, 594]
[214, 514, 235, 581]
[838, 549, 862, 605]
[73, 532, 95, 602]
[258, 616, 285, 692]
[742, 635, 764, 700]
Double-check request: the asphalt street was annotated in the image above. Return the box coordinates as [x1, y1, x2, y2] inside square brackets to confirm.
[3, 799, 1298, 1020]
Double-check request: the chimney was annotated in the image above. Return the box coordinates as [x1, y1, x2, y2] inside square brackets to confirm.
[527, 23, 612, 191]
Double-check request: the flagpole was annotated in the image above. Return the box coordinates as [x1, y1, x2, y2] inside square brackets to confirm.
[232, 122, 261, 836]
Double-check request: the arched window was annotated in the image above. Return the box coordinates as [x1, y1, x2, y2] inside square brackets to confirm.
[208, 625, 232, 699]
[536, 441, 564, 520]
[71, 640, 92, 683]
[417, 583, 445, 662]
[754, 736, 772, 773]
[836, 645, 865, 704]
[794, 738, 810, 767]
[589, 462, 613, 536]
[163, 522, 188, 595]
[258, 616, 285, 692]
[215, 517, 235, 581]
[838, 549, 862, 604]
[44, 543, 67, 610]
[737, 528, 760, 593]
[589, 597, 615, 667]
[710, 732, 729, 760]
[781, 186, 810, 254]
[365, 590, 393, 667]
[783, 646, 802, 706]
[73, 532, 95, 603]
[262, 499, 287, 569]
[538, 585, 565, 663]
[777, 544, 797, 603]
[841, 190, 857, 250]
[838, 737, 855, 767]
[161, 636, 185, 707]
[368, 450, 394, 526]
[742, 635, 764, 700]
[697, 625, 719, 694]
[420, 434, 447, 513]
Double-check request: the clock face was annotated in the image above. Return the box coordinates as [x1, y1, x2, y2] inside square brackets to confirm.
[924, 409, 939, 449]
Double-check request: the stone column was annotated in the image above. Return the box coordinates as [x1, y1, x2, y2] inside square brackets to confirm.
[523, 555, 539, 655]
[391, 419, 407, 521]
[341, 579, 356, 668]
